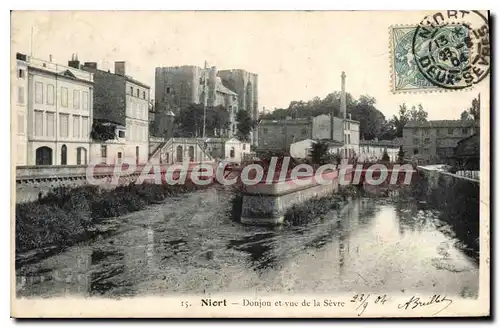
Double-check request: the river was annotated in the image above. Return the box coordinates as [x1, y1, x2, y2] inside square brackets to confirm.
[16, 188, 479, 299]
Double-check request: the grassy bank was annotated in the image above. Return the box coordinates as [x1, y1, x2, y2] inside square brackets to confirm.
[16, 182, 204, 256]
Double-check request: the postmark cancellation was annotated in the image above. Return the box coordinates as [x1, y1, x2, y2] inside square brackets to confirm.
[390, 10, 490, 93]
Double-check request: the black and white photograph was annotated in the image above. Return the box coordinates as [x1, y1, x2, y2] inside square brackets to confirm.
[10, 10, 490, 318]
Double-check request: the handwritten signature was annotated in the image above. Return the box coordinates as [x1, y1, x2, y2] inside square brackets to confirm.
[398, 295, 453, 315]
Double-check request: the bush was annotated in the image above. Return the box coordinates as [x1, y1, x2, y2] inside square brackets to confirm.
[284, 194, 346, 226]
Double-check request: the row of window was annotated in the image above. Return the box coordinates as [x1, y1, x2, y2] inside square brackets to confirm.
[127, 85, 148, 100]
[34, 82, 89, 110]
[413, 137, 432, 145]
[127, 101, 148, 121]
[260, 127, 309, 135]
[33, 110, 89, 139]
[412, 127, 473, 136]
[128, 122, 148, 142]
[35, 145, 88, 165]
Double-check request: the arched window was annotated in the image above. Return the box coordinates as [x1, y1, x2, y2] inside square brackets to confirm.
[188, 146, 195, 162]
[76, 147, 87, 165]
[230, 147, 235, 158]
[35, 146, 52, 165]
[61, 144, 67, 165]
[176, 145, 183, 162]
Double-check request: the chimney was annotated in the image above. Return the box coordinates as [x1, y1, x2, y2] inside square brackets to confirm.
[16, 53, 27, 61]
[341, 71, 347, 120]
[68, 53, 80, 69]
[115, 61, 126, 76]
[49, 54, 52, 62]
[83, 62, 97, 70]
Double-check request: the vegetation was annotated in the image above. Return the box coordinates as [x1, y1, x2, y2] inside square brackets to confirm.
[235, 109, 256, 142]
[310, 140, 330, 165]
[16, 182, 204, 255]
[397, 146, 405, 163]
[284, 194, 348, 226]
[260, 93, 387, 141]
[90, 121, 117, 142]
[381, 149, 390, 162]
[460, 95, 480, 121]
[380, 103, 429, 139]
[259, 92, 431, 141]
[175, 103, 230, 137]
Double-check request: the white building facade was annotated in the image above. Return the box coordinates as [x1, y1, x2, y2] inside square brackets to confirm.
[358, 140, 400, 163]
[125, 80, 150, 164]
[204, 137, 251, 163]
[14, 53, 93, 166]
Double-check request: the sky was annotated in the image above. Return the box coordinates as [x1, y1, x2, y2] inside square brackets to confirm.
[11, 11, 487, 120]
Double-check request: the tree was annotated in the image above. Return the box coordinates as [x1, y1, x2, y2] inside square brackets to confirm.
[381, 149, 390, 162]
[460, 110, 472, 121]
[309, 140, 330, 165]
[235, 109, 255, 142]
[467, 95, 480, 121]
[176, 103, 204, 137]
[206, 105, 230, 136]
[391, 104, 410, 138]
[397, 146, 405, 163]
[350, 95, 386, 140]
[176, 104, 231, 137]
[409, 104, 428, 122]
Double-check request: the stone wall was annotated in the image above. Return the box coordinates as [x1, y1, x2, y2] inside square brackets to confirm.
[240, 171, 341, 225]
[15, 163, 204, 203]
[412, 166, 480, 251]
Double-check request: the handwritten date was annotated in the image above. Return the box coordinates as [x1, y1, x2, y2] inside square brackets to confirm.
[350, 294, 388, 316]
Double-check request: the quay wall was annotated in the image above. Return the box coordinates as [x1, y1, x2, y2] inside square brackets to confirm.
[15, 162, 214, 203]
[412, 166, 480, 251]
[240, 170, 345, 225]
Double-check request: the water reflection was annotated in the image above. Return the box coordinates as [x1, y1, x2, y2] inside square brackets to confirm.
[16, 190, 479, 298]
[227, 232, 278, 271]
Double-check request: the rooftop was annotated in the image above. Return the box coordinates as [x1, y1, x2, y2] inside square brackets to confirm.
[259, 118, 312, 125]
[215, 77, 237, 96]
[405, 120, 479, 128]
[18, 54, 93, 83]
[360, 139, 401, 147]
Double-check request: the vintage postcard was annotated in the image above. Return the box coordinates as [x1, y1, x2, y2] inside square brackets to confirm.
[11, 10, 490, 318]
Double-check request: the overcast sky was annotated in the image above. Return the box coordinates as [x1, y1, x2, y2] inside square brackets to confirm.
[12, 11, 486, 120]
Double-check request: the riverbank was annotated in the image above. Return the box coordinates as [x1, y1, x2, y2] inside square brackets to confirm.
[15, 182, 206, 266]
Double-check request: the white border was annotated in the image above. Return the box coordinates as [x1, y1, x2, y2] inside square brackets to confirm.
[3, 1, 498, 327]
